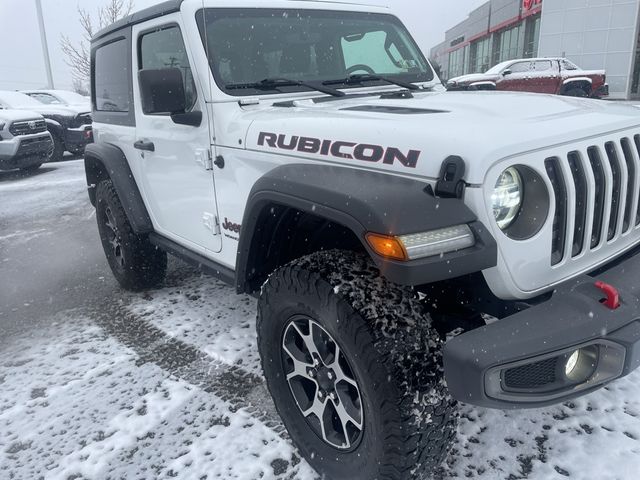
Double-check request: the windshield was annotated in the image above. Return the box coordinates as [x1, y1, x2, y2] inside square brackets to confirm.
[196, 9, 434, 96]
[0, 91, 44, 108]
[27, 93, 64, 105]
[55, 91, 89, 105]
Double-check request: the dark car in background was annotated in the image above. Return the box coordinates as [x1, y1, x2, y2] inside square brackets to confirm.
[447, 57, 609, 98]
[0, 91, 92, 161]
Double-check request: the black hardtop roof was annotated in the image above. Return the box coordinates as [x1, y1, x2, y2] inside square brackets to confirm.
[92, 0, 184, 42]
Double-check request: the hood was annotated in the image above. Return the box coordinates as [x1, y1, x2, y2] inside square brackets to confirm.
[14, 104, 82, 118]
[448, 73, 498, 85]
[0, 109, 44, 123]
[242, 90, 640, 184]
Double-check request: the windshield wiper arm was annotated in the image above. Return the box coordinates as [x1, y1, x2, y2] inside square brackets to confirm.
[323, 74, 420, 91]
[226, 78, 345, 97]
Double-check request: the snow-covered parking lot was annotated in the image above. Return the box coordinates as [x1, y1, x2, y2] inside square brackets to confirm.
[1, 159, 640, 479]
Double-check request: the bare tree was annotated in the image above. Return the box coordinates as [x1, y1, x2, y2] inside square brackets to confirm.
[60, 0, 134, 92]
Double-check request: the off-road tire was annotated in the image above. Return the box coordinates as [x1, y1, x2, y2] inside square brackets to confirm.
[20, 163, 42, 173]
[48, 131, 65, 162]
[564, 87, 589, 98]
[95, 179, 167, 291]
[257, 250, 457, 480]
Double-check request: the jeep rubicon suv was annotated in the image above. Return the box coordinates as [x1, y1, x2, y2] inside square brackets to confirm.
[0, 109, 53, 172]
[86, 2, 640, 478]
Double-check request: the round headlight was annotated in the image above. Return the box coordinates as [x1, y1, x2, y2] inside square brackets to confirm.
[493, 167, 523, 230]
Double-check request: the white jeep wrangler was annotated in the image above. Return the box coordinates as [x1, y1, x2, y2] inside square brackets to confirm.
[86, 1, 640, 478]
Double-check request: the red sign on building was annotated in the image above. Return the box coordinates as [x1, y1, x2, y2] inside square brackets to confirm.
[523, 0, 542, 11]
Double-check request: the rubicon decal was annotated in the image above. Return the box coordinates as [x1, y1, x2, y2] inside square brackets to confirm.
[258, 132, 421, 168]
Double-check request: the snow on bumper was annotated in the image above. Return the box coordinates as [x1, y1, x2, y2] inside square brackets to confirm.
[444, 245, 640, 409]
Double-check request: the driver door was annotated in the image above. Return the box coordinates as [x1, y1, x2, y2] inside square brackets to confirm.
[132, 17, 222, 255]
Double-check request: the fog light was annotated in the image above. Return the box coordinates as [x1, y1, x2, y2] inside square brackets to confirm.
[564, 346, 598, 383]
[565, 350, 580, 377]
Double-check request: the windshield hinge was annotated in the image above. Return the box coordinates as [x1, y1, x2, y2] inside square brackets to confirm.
[435, 156, 466, 199]
[239, 97, 260, 106]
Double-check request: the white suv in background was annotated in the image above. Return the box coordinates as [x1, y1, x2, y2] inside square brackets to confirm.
[0, 109, 53, 172]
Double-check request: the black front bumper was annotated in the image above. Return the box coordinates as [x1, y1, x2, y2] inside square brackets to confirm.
[444, 246, 640, 409]
[64, 126, 93, 152]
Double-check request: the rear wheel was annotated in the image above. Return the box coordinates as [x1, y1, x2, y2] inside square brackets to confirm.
[95, 179, 167, 291]
[257, 250, 457, 480]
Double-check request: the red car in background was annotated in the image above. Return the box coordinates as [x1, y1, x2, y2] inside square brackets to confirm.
[446, 57, 609, 98]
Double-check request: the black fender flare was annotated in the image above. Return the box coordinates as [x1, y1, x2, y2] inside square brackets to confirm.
[236, 164, 497, 292]
[44, 118, 64, 141]
[84, 143, 154, 234]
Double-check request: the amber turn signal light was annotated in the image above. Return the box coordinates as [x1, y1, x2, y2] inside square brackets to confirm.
[365, 233, 409, 261]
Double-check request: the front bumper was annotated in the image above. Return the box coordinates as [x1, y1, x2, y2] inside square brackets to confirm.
[593, 83, 609, 97]
[64, 126, 93, 152]
[444, 244, 640, 409]
[0, 134, 53, 170]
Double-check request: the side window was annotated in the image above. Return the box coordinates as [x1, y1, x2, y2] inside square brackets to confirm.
[139, 26, 197, 112]
[508, 62, 531, 73]
[95, 39, 130, 112]
[341, 31, 416, 74]
[561, 60, 578, 71]
[532, 60, 553, 71]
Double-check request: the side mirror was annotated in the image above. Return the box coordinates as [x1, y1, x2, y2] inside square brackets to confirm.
[138, 68, 202, 127]
[502, 69, 512, 76]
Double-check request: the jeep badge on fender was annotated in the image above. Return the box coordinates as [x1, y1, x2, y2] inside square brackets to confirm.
[85, 2, 640, 479]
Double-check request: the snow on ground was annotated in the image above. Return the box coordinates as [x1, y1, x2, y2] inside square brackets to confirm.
[1, 159, 639, 479]
[0, 311, 316, 480]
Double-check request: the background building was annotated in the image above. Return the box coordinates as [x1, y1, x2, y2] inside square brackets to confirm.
[430, 0, 640, 99]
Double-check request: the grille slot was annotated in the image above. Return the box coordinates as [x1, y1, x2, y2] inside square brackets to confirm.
[545, 157, 567, 266]
[547, 138, 640, 266]
[568, 151, 587, 257]
[9, 119, 47, 136]
[503, 357, 559, 391]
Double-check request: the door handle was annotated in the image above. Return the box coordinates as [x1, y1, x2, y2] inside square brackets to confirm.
[134, 140, 155, 152]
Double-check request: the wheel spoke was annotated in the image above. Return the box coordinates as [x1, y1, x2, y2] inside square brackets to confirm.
[283, 343, 315, 382]
[291, 321, 321, 361]
[331, 346, 359, 389]
[333, 396, 363, 431]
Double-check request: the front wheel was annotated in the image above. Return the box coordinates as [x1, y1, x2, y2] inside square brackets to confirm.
[563, 87, 589, 97]
[257, 250, 457, 480]
[47, 131, 65, 162]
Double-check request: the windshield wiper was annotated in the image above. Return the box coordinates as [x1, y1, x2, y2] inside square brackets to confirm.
[226, 78, 345, 97]
[323, 74, 420, 91]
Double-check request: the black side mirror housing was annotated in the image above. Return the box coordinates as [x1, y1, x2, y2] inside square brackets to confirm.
[139, 68, 187, 115]
[502, 69, 512, 76]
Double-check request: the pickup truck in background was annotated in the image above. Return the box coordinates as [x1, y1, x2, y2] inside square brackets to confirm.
[447, 57, 609, 98]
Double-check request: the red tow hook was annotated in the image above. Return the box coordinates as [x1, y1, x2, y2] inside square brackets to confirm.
[595, 281, 621, 310]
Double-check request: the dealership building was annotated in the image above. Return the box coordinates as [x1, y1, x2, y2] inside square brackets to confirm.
[430, 0, 640, 99]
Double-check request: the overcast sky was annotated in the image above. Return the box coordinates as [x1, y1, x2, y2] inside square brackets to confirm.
[0, 0, 486, 91]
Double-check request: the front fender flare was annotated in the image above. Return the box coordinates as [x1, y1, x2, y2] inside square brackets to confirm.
[84, 143, 153, 235]
[236, 164, 496, 292]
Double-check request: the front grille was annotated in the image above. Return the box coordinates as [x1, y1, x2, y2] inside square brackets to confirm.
[503, 357, 559, 391]
[71, 114, 92, 128]
[546, 135, 640, 266]
[9, 119, 47, 136]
